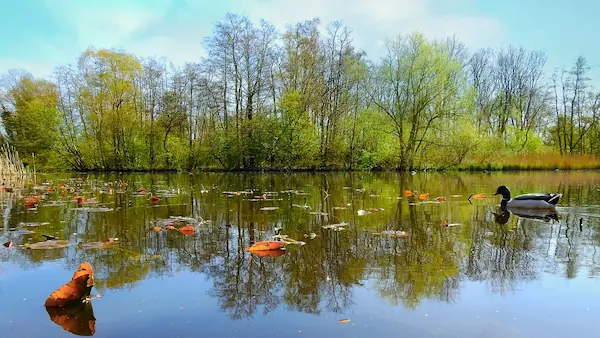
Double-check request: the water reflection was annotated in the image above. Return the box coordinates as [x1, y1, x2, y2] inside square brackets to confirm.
[0, 171, 599, 332]
[493, 203, 560, 225]
[46, 302, 96, 336]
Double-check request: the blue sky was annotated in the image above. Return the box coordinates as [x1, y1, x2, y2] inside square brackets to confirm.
[0, 0, 597, 81]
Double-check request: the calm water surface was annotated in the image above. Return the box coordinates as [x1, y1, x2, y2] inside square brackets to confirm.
[1, 171, 599, 338]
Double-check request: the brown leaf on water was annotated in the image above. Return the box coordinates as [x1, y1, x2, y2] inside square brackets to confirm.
[245, 240, 286, 252]
[153, 226, 163, 232]
[45, 262, 94, 308]
[3, 241, 12, 248]
[23, 196, 38, 204]
[46, 300, 96, 336]
[165, 225, 177, 230]
[339, 319, 351, 323]
[178, 225, 196, 235]
[25, 240, 70, 250]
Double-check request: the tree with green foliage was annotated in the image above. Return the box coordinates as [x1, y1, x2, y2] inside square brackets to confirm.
[1, 74, 61, 169]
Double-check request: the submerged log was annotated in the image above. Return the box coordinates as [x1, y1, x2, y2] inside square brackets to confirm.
[44, 262, 94, 308]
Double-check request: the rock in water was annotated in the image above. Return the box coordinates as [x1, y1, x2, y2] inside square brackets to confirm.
[45, 262, 94, 307]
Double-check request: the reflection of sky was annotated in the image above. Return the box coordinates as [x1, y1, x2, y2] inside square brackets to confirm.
[1, 261, 597, 338]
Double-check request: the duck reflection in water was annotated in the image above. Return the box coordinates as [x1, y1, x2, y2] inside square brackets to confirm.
[45, 302, 96, 336]
[493, 200, 559, 225]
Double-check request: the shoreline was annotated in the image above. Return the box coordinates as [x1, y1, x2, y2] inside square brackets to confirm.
[24, 166, 600, 175]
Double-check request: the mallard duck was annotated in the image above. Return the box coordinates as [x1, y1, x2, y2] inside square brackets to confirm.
[493, 185, 562, 209]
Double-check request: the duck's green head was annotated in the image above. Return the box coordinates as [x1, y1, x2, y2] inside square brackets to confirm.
[493, 185, 511, 199]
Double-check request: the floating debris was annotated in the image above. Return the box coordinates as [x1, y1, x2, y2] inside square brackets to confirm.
[19, 222, 50, 227]
[322, 222, 348, 230]
[25, 240, 70, 250]
[11, 228, 36, 235]
[272, 235, 306, 246]
[78, 238, 119, 250]
[260, 206, 280, 211]
[374, 230, 409, 238]
[69, 207, 114, 212]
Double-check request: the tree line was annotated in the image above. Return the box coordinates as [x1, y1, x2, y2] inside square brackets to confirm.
[0, 14, 598, 171]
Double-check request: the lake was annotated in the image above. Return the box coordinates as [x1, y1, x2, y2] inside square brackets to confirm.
[1, 171, 599, 338]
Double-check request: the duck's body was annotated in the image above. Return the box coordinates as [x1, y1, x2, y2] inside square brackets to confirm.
[494, 185, 562, 209]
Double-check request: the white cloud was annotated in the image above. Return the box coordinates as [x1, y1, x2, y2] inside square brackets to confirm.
[227, 0, 505, 57]
[5, 0, 506, 79]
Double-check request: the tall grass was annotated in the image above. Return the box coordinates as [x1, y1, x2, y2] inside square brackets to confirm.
[459, 152, 600, 171]
[500, 153, 600, 170]
[0, 143, 26, 177]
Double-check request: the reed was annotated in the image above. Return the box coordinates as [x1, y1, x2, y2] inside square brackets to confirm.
[458, 152, 600, 171]
[500, 153, 600, 170]
[0, 143, 26, 177]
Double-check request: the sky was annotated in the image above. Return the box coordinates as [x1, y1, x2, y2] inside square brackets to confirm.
[0, 0, 598, 81]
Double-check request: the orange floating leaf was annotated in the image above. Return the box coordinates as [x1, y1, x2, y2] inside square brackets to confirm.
[471, 193, 488, 199]
[24, 197, 38, 204]
[245, 240, 287, 252]
[153, 226, 163, 233]
[418, 193, 430, 200]
[339, 319, 351, 323]
[45, 262, 94, 308]
[404, 190, 413, 197]
[178, 225, 196, 235]
[435, 196, 447, 202]
[165, 225, 177, 230]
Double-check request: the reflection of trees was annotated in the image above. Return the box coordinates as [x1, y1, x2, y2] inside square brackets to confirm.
[2, 171, 600, 320]
[372, 203, 461, 308]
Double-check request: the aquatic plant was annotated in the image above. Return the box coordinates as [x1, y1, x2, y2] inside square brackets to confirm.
[0, 142, 26, 177]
